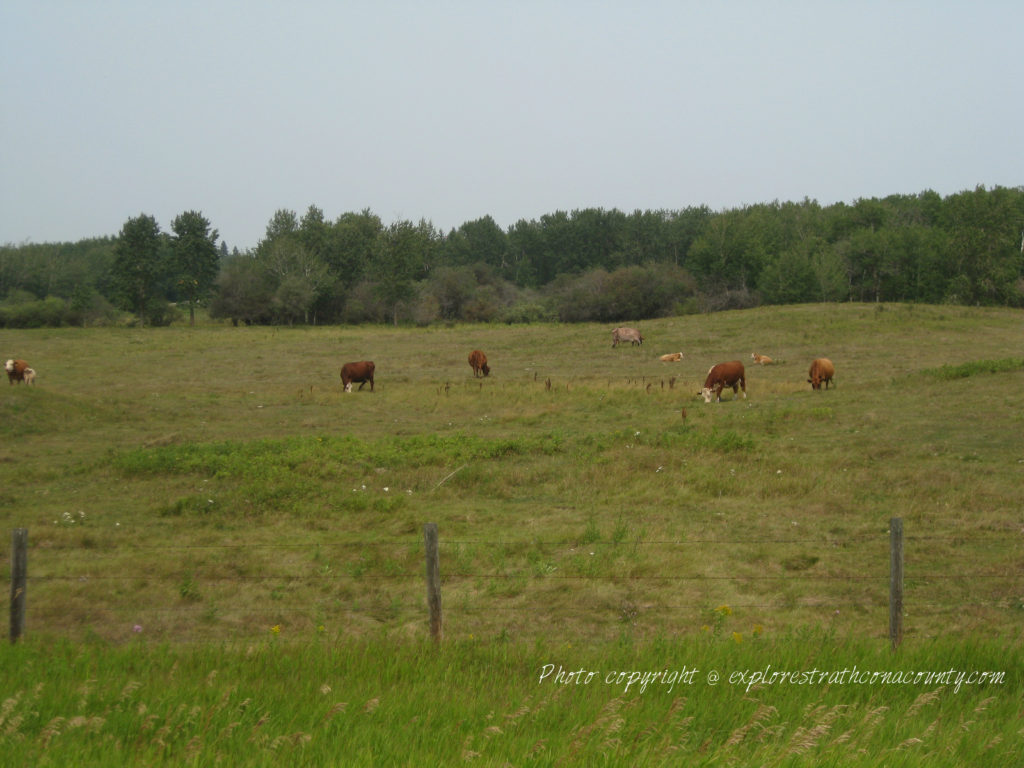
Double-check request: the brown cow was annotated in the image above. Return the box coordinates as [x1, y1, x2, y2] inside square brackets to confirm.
[751, 352, 774, 365]
[807, 358, 835, 390]
[700, 361, 746, 403]
[340, 361, 375, 393]
[659, 352, 684, 362]
[468, 350, 490, 378]
[5, 359, 29, 385]
[611, 327, 643, 347]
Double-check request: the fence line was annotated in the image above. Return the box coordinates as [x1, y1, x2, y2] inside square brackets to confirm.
[7, 519, 1019, 646]
[17, 571, 1019, 583]
[20, 533, 1017, 551]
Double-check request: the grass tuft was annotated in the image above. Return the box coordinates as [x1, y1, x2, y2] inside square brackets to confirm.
[920, 357, 1024, 380]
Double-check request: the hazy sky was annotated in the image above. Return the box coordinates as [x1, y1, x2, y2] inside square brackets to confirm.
[2, 1, 1021, 250]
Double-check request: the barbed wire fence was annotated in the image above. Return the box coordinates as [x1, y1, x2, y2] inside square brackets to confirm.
[7, 520, 1020, 647]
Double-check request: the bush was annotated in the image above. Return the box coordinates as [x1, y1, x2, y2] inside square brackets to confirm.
[66, 287, 118, 327]
[499, 301, 556, 324]
[547, 263, 698, 322]
[341, 281, 389, 324]
[143, 299, 182, 327]
[0, 296, 69, 328]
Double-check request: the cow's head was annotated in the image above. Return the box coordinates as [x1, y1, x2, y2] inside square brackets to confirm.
[481, 363, 490, 376]
[4, 360, 13, 372]
[700, 387, 714, 403]
[344, 382, 353, 393]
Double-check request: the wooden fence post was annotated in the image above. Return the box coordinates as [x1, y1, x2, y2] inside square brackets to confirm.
[889, 517, 903, 651]
[10, 528, 27, 644]
[424, 523, 442, 643]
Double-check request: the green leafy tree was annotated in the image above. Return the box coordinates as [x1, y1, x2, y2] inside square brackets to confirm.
[326, 209, 383, 288]
[687, 207, 765, 294]
[260, 239, 332, 324]
[112, 214, 165, 327]
[262, 209, 299, 242]
[373, 220, 433, 325]
[617, 209, 668, 267]
[272, 274, 318, 325]
[253, 208, 334, 324]
[425, 265, 479, 320]
[171, 210, 220, 326]
[299, 205, 328, 260]
[758, 247, 818, 304]
[505, 218, 545, 287]
[209, 254, 273, 325]
[442, 215, 508, 270]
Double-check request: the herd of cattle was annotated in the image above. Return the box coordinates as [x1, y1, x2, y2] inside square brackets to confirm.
[331, 325, 835, 402]
[7, 325, 834, 401]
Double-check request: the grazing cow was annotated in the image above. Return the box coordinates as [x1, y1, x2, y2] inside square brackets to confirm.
[807, 358, 835, 390]
[340, 361, 375, 393]
[611, 327, 643, 347]
[751, 352, 774, 365]
[5, 359, 29, 385]
[700, 361, 746, 403]
[659, 352, 684, 362]
[22, 368, 36, 385]
[468, 350, 490, 378]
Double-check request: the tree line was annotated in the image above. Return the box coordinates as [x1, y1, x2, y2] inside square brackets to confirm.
[1, 185, 1022, 328]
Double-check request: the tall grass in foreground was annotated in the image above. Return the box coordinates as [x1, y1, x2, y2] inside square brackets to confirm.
[1, 633, 1019, 767]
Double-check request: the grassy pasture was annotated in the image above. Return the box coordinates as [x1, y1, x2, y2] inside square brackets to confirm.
[1, 302, 1022, 644]
[1, 303, 1022, 765]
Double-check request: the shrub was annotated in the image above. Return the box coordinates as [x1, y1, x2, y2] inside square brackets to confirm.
[0, 296, 69, 327]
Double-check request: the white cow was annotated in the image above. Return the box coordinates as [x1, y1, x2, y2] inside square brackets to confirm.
[611, 327, 643, 347]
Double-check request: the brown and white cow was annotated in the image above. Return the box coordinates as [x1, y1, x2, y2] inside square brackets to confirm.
[340, 361, 375, 393]
[611, 327, 643, 347]
[807, 358, 835, 390]
[5, 359, 29, 385]
[700, 361, 746, 403]
[468, 350, 490, 377]
[751, 352, 774, 365]
[659, 352, 683, 362]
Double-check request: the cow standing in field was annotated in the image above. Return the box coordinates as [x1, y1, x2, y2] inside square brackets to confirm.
[611, 327, 643, 347]
[5, 359, 29, 385]
[700, 361, 747, 403]
[340, 361, 375, 393]
[807, 358, 835, 390]
[468, 350, 490, 378]
[22, 368, 36, 385]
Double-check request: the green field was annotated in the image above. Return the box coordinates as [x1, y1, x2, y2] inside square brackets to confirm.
[1, 303, 1022, 765]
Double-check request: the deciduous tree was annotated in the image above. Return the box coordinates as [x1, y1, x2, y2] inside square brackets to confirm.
[171, 210, 220, 326]
[112, 213, 165, 327]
